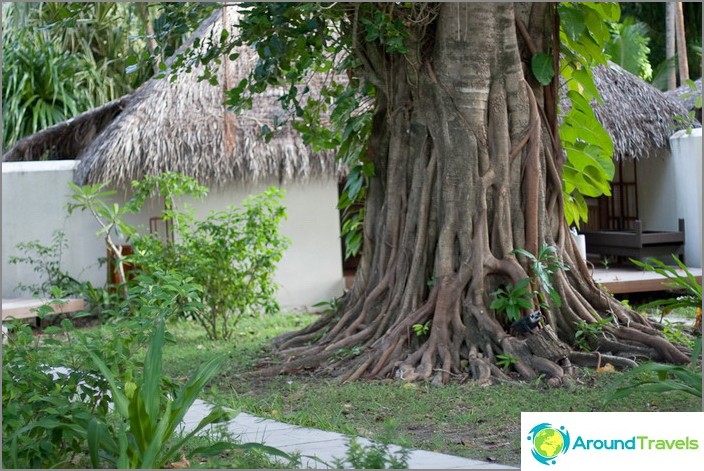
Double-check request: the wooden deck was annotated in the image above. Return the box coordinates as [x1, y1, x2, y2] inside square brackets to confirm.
[591, 267, 702, 294]
[2, 298, 85, 321]
[344, 267, 702, 295]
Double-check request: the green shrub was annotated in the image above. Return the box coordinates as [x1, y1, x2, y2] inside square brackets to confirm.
[132, 186, 289, 340]
[69, 173, 289, 340]
[8, 230, 81, 297]
[1, 321, 100, 468]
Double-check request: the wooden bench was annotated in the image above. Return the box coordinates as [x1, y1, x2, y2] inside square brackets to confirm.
[2, 298, 86, 322]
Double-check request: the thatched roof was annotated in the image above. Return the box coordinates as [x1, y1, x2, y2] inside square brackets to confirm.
[665, 78, 702, 124]
[3, 6, 341, 187]
[2, 95, 132, 162]
[587, 62, 696, 160]
[4, 11, 695, 175]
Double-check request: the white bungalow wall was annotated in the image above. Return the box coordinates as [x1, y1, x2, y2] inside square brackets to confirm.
[2, 161, 107, 295]
[2, 161, 345, 309]
[636, 128, 702, 268]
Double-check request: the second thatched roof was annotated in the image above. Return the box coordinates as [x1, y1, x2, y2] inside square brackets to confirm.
[588, 62, 696, 160]
[665, 77, 702, 124]
[4, 6, 341, 187]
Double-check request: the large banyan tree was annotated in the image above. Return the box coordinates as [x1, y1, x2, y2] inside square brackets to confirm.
[211, 2, 690, 385]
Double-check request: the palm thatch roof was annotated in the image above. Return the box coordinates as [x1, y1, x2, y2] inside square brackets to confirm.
[2, 95, 131, 162]
[4, 11, 695, 176]
[665, 78, 702, 124]
[3, 6, 341, 187]
[587, 62, 696, 160]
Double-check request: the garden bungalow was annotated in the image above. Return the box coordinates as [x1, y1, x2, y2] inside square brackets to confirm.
[2, 7, 346, 308]
[578, 63, 701, 267]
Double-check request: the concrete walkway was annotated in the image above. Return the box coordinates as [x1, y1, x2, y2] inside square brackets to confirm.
[181, 400, 518, 469]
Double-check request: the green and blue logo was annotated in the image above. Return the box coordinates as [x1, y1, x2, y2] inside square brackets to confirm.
[527, 423, 571, 465]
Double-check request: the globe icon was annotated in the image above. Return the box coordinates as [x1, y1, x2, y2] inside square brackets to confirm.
[533, 428, 564, 459]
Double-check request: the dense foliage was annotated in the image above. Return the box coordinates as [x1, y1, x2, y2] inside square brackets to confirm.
[1, 2, 216, 152]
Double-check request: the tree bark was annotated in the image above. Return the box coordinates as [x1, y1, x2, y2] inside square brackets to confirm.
[666, 3, 677, 91]
[674, 2, 689, 86]
[260, 3, 689, 386]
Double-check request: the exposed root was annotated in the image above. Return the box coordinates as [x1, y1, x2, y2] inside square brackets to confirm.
[569, 351, 639, 370]
[611, 326, 690, 364]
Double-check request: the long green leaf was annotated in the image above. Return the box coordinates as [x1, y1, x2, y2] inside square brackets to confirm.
[140, 400, 173, 469]
[86, 350, 129, 418]
[143, 319, 165, 429]
[162, 407, 235, 462]
[127, 385, 149, 459]
[87, 418, 101, 468]
[165, 354, 225, 437]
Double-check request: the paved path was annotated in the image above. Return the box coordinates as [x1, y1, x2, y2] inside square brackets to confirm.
[181, 400, 518, 469]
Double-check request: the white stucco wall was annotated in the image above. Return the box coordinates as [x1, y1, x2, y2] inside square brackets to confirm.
[2, 161, 107, 295]
[636, 128, 702, 267]
[2, 161, 345, 309]
[636, 154, 678, 231]
[670, 128, 702, 268]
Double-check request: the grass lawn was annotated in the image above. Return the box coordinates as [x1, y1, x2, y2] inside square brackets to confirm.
[159, 311, 702, 467]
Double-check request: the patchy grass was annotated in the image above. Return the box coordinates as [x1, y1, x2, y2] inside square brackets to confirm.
[159, 312, 702, 467]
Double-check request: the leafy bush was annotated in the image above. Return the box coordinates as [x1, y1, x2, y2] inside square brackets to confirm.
[1, 321, 103, 468]
[132, 186, 289, 339]
[8, 230, 80, 297]
[69, 173, 289, 339]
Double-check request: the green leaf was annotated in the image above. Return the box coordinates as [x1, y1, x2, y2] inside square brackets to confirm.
[559, 6, 586, 41]
[87, 418, 104, 468]
[142, 320, 165, 430]
[569, 68, 601, 102]
[87, 351, 129, 419]
[531, 52, 555, 86]
[514, 278, 532, 291]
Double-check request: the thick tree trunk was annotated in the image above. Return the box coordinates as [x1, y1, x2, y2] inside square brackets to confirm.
[262, 3, 689, 386]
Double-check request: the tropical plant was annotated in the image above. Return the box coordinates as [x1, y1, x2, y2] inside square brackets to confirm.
[1, 2, 221, 152]
[629, 256, 702, 312]
[412, 321, 431, 337]
[490, 279, 534, 323]
[132, 186, 289, 340]
[605, 16, 653, 80]
[512, 244, 570, 308]
[558, 2, 619, 227]
[574, 316, 613, 351]
[82, 318, 229, 468]
[67, 182, 136, 292]
[1, 320, 103, 468]
[496, 353, 518, 370]
[1, 3, 145, 151]
[605, 339, 701, 403]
